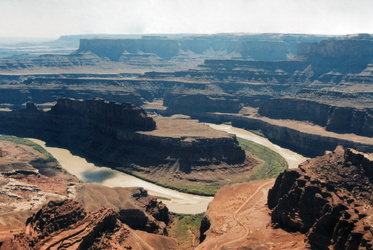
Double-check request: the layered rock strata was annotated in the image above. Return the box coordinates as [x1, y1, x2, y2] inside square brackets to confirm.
[0, 98, 248, 183]
[259, 97, 373, 137]
[164, 93, 242, 114]
[3, 200, 178, 249]
[268, 147, 373, 249]
[195, 113, 373, 157]
[0, 139, 79, 232]
[75, 184, 171, 236]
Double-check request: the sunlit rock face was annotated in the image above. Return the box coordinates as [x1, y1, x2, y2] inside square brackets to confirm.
[268, 147, 373, 249]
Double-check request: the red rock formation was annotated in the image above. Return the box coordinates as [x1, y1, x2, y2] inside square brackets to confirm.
[3, 200, 178, 249]
[268, 146, 373, 249]
[75, 184, 172, 236]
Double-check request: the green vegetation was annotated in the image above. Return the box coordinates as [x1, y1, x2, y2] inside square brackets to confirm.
[126, 171, 223, 196]
[248, 129, 266, 138]
[237, 138, 288, 180]
[126, 137, 288, 196]
[168, 212, 204, 248]
[154, 196, 171, 201]
[0, 135, 58, 163]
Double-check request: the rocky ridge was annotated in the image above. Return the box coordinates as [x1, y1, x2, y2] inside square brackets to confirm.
[268, 147, 373, 249]
[2, 199, 178, 249]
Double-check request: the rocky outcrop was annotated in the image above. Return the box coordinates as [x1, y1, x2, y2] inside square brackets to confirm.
[258, 97, 373, 137]
[0, 139, 79, 232]
[268, 147, 373, 249]
[3, 199, 178, 249]
[75, 184, 171, 236]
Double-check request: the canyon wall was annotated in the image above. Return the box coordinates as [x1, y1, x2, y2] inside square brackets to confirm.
[0, 85, 144, 109]
[0, 98, 246, 174]
[194, 113, 373, 157]
[258, 97, 373, 137]
[164, 93, 242, 114]
[298, 33, 373, 74]
[76, 35, 297, 62]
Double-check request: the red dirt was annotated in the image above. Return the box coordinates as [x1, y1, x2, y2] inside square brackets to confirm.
[197, 179, 307, 249]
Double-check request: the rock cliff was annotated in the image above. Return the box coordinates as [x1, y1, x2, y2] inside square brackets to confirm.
[299, 33, 373, 74]
[268, 147, 373, 249]
[195, 113, 373, 157]
[164, 93, 242, 114]
[0, 98, 251, 191]
[258, 97, 373, 137]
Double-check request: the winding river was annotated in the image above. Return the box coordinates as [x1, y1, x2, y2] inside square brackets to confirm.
[29, 124, 307, 214]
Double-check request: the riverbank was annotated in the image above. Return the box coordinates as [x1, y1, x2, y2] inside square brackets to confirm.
[29, 138, 213, 214]
[27, 124, 308, 214]
[206, 124, 308, 168]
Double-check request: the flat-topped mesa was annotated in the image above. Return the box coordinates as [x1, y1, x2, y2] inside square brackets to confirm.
[77, 38, 180, 61]
[0, 98, 248, 183]
[298, 33, 373, 74]
[50, 98, 156, 131]
[268, 146, 373, 249]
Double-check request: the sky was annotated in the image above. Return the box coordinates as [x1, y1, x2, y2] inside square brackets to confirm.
[0, 0, 372, 38]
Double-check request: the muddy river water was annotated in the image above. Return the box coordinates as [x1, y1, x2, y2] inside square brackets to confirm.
[29, 124, 307, 214]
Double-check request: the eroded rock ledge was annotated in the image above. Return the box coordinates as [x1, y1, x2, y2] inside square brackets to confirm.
[3, 199, 178, 249]
[268, 147, 373, 249]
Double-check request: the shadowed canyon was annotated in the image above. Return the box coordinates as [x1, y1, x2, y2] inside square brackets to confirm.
[0, 33, 372, 249]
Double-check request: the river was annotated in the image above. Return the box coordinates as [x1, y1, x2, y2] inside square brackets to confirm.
[206, 124, 308, 169]
[28, 125, 307, 214]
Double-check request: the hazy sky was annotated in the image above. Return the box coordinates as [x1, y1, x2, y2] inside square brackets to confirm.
[0, 0, 372, 38]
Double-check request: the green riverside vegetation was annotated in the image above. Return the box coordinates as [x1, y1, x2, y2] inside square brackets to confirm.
[168, 212, 205, 248]
[127, 136, 288, 196]
[0, 135, 58, 163]
[237, 137, 288, 181]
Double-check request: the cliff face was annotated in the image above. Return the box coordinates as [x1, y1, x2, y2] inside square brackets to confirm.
[258, 97, 373, 137]
[50, 98, 156, 131]
[76, 35, 295, 62]
[0, 98, 247, 183]
[195, 113, 373, 157]
[78, 38, 180, 61]
[299, 34, 373, 74]
[268, 147, 373, 249]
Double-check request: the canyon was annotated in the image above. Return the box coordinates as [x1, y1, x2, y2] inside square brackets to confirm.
[0, 32, 372, 249]
[0, 98, 260, 195]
